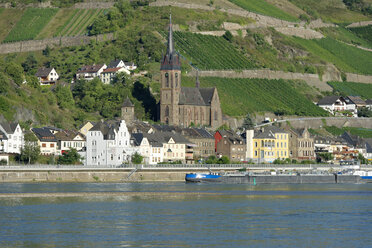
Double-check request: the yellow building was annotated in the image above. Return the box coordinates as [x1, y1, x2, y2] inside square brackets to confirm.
[246, 126, 289, 163]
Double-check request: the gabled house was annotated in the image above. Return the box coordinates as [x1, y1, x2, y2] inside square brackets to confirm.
[181, 127, 215, 160]
[159, 131, 193, 163]
[107, 59, 125, 69]
[317, 96, 357, 116]
[86, 120, 138, 166]
[54, 130, 86, 154]
[0, 122, 23, 154]
[100, 67, 130, 84]
[124, 62, 137, 71]
[76, 64, 107, 81]
[132, 133, 152, 164]
[215, 130, 245, 162]
[286, 128, 315, 161]
[35, 67, 59, 85]
[246, 126, 289, 163]
[345, 96, 366, 109]
[32, 127, 58, 155]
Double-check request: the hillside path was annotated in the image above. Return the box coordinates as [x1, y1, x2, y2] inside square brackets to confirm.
[150, 0, 335, 29]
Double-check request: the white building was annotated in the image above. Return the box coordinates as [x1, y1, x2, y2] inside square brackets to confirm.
[54, 130, 86, 155]
[35, 67, 59, 85]
[76, 64, 107, 81]
[0, 122, 24, 154]
[100, 67, 130, 84]
[317, 96, 357, 116]
[86, 120, 138, 166]
[32, 127, 58, 155]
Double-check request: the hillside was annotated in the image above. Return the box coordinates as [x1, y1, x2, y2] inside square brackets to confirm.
[0, 0, 371, 128]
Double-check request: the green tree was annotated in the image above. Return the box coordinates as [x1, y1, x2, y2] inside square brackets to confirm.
[57, 148, 81, 165]
[217, 156, 230, 164]
[5, 62, 24, 85]
[20, 133, 40, 164]
[240, 113, 255, 131]
[54, 84, 74, 109]
[206, 155, 218, 164]
[131, 152, 143, 164]
[22, 54, 38, 74]
[317, 152, 333, 163]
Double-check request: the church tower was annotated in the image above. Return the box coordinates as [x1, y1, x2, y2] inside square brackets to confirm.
[160, 14, 181, 125]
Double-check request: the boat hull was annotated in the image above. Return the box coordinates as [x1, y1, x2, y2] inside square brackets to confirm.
[185, 174, 362, 184]
[185, 173, 222, 183]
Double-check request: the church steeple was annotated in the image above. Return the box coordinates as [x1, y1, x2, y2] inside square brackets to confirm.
[195, 70, 200, 88]
[167, 14, 174, 55]
[161, 14, 180, 70]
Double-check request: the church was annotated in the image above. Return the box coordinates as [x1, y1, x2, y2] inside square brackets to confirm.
[160, 15, 223, 129]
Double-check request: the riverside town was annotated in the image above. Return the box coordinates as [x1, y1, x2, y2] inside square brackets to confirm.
[0, 0, 371, 247]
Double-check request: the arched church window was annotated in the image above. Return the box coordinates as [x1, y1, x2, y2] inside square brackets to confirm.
[214, 111, 218, 121]
[165, 73, 169, 87]
[165, 106, 169, 117]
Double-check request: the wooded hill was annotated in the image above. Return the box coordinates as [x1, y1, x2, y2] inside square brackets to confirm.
[0, 0, 372, 129]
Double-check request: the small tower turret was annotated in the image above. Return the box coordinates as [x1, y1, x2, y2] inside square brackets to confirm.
[121, 97, 135, 124]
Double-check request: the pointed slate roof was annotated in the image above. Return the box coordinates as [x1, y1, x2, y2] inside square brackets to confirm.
[0, 122, 18, 134]
[122, 97, 134, 107]
[35, 67, 53, 77]
[32, 128, 57, 142]
[160, 14, 181, 71]
[317, 96, 344, 105]
[107, 59, 123, 68]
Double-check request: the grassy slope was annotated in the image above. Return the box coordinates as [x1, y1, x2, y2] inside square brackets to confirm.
[291, 37, 372, 75]
[228, 0, 298, 21]
[321, 27, 372, 49]
[289, 0, 369, 23]
[0, 9, 25, 42]
[348, 25, 372, 44]
[36, 8, 76, 39]
[325, 126, 372, 138]
[3, 8, 58, 42]
[328, 81, 372, 99]
[181, 77, 328, 117]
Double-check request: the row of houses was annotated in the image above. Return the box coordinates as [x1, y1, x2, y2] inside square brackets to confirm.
[317, 95, 372, 117]
[1, 117, 371, 165]
[35, 59, 137, 85]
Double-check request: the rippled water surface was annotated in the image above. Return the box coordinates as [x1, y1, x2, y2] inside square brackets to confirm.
[0, 183, 371, 247]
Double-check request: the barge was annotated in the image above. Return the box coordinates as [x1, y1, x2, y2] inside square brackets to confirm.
[185, 172, 362, 184]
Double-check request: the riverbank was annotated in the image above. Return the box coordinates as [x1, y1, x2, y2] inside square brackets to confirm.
[0, 169, 216, 183]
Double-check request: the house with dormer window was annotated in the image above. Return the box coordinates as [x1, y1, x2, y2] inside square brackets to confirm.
[0, 122, 24, 154]
[86, 120, 138, 166]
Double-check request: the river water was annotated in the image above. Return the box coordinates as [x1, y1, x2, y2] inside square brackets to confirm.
[0, 183, 371, 247]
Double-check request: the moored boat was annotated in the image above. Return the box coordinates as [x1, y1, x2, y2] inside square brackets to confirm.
[185, 173, 222, 183]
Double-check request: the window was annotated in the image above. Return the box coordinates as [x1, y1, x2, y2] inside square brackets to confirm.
[42, 143, 46, 147]
[50, 143, 54, 148]
[255, 151, 257, 156]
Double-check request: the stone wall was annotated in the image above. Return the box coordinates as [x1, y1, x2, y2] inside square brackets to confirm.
[190, 69, 333, 91]
[74, 1, 114, 9]
[0, 33, 114, 54]
[281, 117, 372, 129]
[150, 1, 335, 29]
[346, 73, 372, 84]
[347, 21, 372, 28]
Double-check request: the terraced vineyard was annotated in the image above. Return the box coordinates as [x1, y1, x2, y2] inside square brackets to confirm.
[3, 8, 58, 42]
[55, 9, 105, 37]
[171, 31, 255, 70]
[182, 77, 328, 117]
[292, 37, 372, 75]
[229, 0, 298, 21]
[328, 81, 372, 99]
[348, 25, 372, 43]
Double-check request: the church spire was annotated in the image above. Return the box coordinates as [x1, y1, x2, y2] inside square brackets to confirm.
[167, 14, 174, 55]
[195, 70, 200, 88]
[160, 14, 181, 71]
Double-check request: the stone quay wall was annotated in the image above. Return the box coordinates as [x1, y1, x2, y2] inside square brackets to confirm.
[0, 33, 114, 54]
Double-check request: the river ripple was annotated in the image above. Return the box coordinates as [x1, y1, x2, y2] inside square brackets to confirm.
[0, 183, 371, 247]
